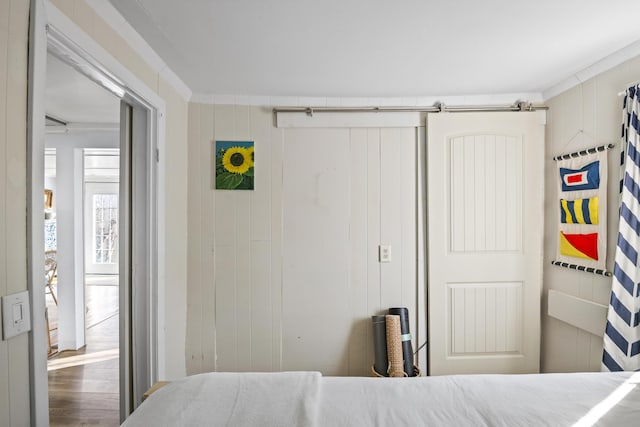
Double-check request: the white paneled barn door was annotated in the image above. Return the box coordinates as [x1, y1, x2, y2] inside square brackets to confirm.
[427, 112, 545, 375]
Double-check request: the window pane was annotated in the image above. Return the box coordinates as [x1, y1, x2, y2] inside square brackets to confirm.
[93, 194, 119, 264]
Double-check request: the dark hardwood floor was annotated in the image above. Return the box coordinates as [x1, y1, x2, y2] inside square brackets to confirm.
[47, 278, 119, 427]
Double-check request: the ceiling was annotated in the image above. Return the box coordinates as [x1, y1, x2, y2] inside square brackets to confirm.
[46, 53, 120, 125]
[106, 0, 640, 101]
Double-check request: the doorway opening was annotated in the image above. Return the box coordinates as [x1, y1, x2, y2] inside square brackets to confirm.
[44, 51, 121, 425]
[29, 7, 163, 423]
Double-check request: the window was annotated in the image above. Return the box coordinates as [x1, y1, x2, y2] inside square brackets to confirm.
[93, 194, 118, 264]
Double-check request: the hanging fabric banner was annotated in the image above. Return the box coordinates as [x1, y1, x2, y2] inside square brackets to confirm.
[603, 85, 640, 372]
[555, 150, 608, 270]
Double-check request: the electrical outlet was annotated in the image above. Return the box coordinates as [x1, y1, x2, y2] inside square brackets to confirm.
[379, 245, 391, 263]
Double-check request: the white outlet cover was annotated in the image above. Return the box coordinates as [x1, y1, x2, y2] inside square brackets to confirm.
[2, 290, 31, 340]
[379, 245, 392, 263]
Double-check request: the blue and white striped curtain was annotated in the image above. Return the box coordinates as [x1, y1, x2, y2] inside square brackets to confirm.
[602, 85, 640, 371]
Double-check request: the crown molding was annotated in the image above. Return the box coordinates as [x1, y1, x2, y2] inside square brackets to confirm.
[189, 92, 544, 107]
[85, 0, 192, 101]
[543, 38, 640, 101]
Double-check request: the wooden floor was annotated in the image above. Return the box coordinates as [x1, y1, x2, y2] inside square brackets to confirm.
[47, 278, 120, 427]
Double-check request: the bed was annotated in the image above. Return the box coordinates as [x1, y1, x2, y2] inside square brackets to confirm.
[122, 370, 640, 426]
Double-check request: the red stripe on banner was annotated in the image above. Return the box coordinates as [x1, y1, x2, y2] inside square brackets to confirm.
[564, 172, 587, 185]
[562, 232, 599, 260]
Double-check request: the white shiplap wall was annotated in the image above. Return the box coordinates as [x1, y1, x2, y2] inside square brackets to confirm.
[542, 53, 640, 372]
[187, 104, 421, 376]
[0, 0, 31, 425]
[0, 1, 190, 423]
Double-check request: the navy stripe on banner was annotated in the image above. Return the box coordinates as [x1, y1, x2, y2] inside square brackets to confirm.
[620, 202, 640, 236]
[617, 232, 638, 264]
[613, 262, 636, 297]
[605, 321, 629, 354]
[603, 349, 623, 371]
[629, 136, 640, 168]
[632, 340, 640, 357]
[624, 91, 628, 109]
[624, 172, 640, 205]
[560, 201, 566, 223]
[567, 200, 576, 222]
[610, 291, 633, 325]
[581, 200, 591, 224]
[632, 111, 640, 136]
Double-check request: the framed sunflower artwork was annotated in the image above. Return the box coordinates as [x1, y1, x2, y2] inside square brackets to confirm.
[215, 140, 255, 190]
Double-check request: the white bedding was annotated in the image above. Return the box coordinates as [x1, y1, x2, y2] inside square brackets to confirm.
[122, 371, 321, 427]
[122, 371, 640, 427]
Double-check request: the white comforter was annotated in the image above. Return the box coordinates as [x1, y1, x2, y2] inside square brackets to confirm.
[122, 371, 640, 426]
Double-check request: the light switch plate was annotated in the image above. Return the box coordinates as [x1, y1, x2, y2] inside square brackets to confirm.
[2, 290, 31, 340]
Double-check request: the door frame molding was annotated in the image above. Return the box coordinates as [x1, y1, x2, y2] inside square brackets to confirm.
[27, 0, 166, 423]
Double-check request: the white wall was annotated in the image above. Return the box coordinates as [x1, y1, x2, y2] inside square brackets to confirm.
[192, 74, 640, 376]
[186, 104, 422, 376]
[46, 130, 118, 149]
[0, 1, 32, 425]
[542, 54, 640, 372]
[53, 145, 85, 351]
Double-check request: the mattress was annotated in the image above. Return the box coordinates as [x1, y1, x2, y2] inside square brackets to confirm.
[122, 370, 640, 426]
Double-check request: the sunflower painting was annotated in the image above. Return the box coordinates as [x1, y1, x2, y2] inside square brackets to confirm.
[215, 140, 254, 190]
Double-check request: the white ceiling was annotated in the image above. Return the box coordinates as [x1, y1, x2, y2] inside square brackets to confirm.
[106, 0, 640, 101]
[46, 53, 120, 124]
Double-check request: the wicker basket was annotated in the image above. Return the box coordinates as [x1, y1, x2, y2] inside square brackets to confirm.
[370, 364, 421, 377]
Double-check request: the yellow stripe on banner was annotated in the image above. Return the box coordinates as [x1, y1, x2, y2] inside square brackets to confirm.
[589, 197, 599, 225]
[574, 199, 585, 224]
[561, 199, 573, 224]
[559, 232, 591, 259]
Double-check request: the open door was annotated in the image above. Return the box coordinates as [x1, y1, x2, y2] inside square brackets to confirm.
[119, 100, 155, 421]
[427, 112, 545, 375]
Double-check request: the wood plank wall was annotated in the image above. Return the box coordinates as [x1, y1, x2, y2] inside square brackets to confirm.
[187, 104, 421, 376]
[0, 2, 191, 423]
[542, 53, 640, 372]
[0, 0, 31, 425]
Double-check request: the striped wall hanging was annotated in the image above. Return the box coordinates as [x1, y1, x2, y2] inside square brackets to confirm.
[603, 85, 640, 372]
